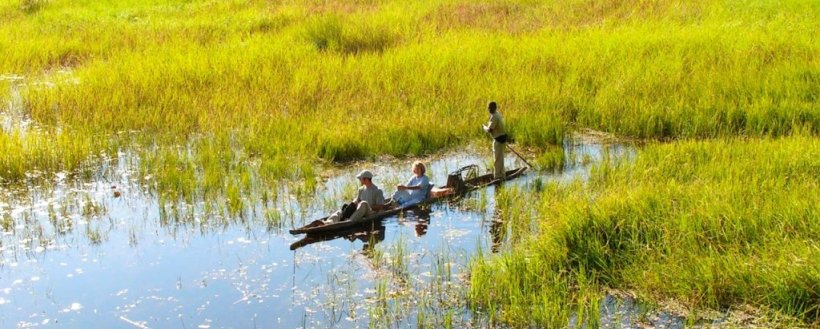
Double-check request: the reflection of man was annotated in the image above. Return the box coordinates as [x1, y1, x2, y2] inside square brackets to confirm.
[414, 221, 428, 237]
[490, 218, 504, 253]
[347, 223, 386, 257]
[482, 101, 507, 180]
[490, 196, 505, 253]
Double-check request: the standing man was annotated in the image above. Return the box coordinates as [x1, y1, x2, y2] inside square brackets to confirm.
[482, 101, 507, 180]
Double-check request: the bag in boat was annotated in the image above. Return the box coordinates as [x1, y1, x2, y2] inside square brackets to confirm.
[340, 202, 357, 221]
[446, 164, 478, 195]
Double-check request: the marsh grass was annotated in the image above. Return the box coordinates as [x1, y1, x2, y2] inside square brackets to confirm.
[303, 14, 398, 54]
[1, 81, 110, 186]
[470, 136, 820, 327]
[1, 0, 814, 203]
[18, 0, 46, 14]
[0, 185, 112, 258]
[458, 188, 490, 214]
[0, 0, 817, 325]
[363, 233, 473, 328]
[534, 144, 565, 172]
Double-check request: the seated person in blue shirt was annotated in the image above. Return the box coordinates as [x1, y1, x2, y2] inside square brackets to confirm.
[390, 161, 431, 207]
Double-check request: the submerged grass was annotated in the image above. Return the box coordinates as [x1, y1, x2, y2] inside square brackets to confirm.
[365, 233, 473, 328]
[470, 136, 819, 327]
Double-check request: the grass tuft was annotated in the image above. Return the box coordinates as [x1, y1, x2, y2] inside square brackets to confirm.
[304, 14, 398, 54]
[19, 0, 46, 14]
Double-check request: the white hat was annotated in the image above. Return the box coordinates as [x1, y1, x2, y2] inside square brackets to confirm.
[355, 170, 374, 179]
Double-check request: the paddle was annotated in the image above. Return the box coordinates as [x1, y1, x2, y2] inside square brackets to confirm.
[485, 131, 535, 169]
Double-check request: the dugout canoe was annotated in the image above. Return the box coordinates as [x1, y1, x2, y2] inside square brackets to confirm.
[289, 166, 527, 235]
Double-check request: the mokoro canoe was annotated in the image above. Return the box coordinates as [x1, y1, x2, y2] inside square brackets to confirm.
[289, 166, 527, 235]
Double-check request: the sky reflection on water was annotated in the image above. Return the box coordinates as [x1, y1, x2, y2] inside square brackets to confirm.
[0, 141, 631, 328]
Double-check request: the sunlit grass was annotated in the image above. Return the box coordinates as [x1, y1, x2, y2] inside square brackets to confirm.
[0, 0, 815, 200]
[470, 136, 819, 326]
[0, 129, 108, 184]
[0, 0, 817, 325]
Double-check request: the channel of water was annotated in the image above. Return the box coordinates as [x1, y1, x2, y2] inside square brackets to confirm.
[0, 138, 647, 328]
[2, 78, 703, 328]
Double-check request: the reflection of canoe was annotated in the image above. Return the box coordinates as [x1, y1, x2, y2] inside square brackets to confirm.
[289, 166, 527, 235]
[289, 221, 386, 251]
[290, 209, 431, 250]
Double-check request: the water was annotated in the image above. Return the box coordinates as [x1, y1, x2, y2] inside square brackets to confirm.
[0, 141, 642, 328]
[0, 79, 685, 328]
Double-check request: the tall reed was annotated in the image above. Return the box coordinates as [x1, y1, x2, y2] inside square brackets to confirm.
[470, 136, 819, 326]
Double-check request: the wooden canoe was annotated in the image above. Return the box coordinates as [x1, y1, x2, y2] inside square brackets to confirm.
[289, 166, 527, 235]
[290, 209, 431, 251]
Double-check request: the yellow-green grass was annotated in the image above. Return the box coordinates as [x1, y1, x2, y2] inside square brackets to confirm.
[0, 1, 818, 205]
[470, 135, 819, 326]
[0, 0, 818, 324]
[16, 2, 819, 139]
[0, 128, 108, 184]
[0, 0, 815, 210]
[1, 0, 815, 201]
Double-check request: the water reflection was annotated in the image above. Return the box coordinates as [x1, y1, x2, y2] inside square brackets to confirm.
[489, 218, 505, 254]
[289, 208, 435, 252]
[0, 138, 639, 328]
[288, 220, 388, 252]
[488, 187, 507, 254]
[346, 222, 385, 258]
[412, 208, 431, 237]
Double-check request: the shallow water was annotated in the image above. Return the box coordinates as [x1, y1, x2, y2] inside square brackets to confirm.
[0, 139, 641, 328]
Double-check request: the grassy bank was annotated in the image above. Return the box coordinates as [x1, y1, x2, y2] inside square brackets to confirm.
[0, 0, 816, 198]
[0, 0, 817, 325]
[470, 136, 819, 326]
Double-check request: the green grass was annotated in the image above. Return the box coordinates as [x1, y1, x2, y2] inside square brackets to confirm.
[1, 0, 816, 196]
[470, 136, 819, 326]
[0, 0, 818, 325]
[0, 128, 109, 184]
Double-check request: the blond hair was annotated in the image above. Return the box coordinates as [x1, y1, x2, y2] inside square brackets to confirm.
[413, 161, 426, 175]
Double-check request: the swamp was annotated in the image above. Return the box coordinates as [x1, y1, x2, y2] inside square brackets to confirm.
[1, 0, 818, 328]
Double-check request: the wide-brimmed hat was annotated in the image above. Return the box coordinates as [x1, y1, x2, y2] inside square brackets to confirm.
[355, 170, 374, 179]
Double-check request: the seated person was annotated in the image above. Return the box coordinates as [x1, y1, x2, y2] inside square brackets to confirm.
[306, 170, 387, 228]
[391, 161, 431, 207]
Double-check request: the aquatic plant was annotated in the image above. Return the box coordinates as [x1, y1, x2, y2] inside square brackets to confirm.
[470, 136, 820, 326]
[0, 0, 817, 326]
[0, 0, 814, 202]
